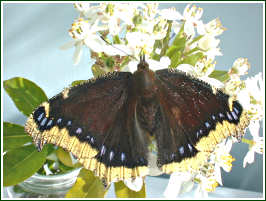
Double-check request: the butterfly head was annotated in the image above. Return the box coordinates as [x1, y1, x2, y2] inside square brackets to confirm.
[137, 55, 149, 71]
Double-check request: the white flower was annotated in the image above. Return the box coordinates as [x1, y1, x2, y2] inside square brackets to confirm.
[126, 32, 155, 57]
[102, 4, 136, 35]
[159, 7, 183, 21]
[194, 58, 215, 77]
[182, 4, 206, 37]
[126, 56, 170, 73]
[243, 121, 264, 168]
[237, 73, 264, 168]
[212, 139, 235, 173]
[151, 18, 169, 40]
[74, 2, 91, 15]
[123, 177, 143, 192]
[198, 34, 220, 51]
[164, 172, 194, 198]
[224, 75, 243, 96]
[245, 72, 263, 103]
[61, 18, 108, 65]
[243, 136, 263, 168]
[198, 34, 222, 60]
[229, 58, 250, 76]
[75, 3, 106, 23]
[195, 176, 219, 196]
[177, 63, 224, 88]
[136, 19, 155, 35]
[144, 3, 159, 20]
[238, 73, 263, 121]
[100, 3, 143, 36]
[205, 18, 226, 36]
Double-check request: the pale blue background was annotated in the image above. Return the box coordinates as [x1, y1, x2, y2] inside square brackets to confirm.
[3, 3, 264, 194]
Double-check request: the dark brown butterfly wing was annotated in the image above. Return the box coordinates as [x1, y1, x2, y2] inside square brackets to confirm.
[25, 72, 149, 184]
[154, 69, 249, 174]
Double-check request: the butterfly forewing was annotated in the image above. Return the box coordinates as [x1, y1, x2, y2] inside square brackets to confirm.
[25, 72, 149, 184]
[153, 69, 249, 173]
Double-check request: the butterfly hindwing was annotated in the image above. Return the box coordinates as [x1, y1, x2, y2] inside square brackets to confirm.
[25, 72, 149, 184]
[154, 69, 249, 173]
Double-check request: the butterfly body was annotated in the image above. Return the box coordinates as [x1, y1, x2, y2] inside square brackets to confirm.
[25, 59, 249, 184]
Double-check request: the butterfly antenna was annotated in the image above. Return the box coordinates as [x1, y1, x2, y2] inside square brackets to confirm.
[100, 36, 138, 61]
[139, 54, 146, 62]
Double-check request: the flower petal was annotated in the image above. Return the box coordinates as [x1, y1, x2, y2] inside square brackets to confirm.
[196, 20, 206, 35]
[73, 42, 83, 65]
[184, 20, 195, 37]
[224, 138, 233, 152]
[177, 64, 195, 74]
[243, 150, 255, 168]
[84, 35, 106, 53]
[148, 152, 163, 176]
[60, 40, 77, 50]
[163, 172, 193, 198]
[214, 164, 223, 185]
[249, 121, 260, 139]
[126, 61, 138, 73]
[123, 177, 143, 192]
[147, 57, 170, 71]
[160, 8, 183, 21]
[201, 77, 224, 89]
[195, 184, 209, 198]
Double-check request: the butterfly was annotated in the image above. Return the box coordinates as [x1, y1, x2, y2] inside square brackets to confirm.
[25, 56, 249, 185]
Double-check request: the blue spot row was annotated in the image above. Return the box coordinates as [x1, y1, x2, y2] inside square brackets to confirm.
[96, 144, 132, 165]
[194, 103, 242, 142]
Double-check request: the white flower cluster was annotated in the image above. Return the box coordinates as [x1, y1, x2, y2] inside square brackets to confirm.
[62, 3, 224, 71]
[63, 3, 263, 198]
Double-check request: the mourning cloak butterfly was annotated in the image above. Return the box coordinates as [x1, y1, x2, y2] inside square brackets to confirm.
[25, 57, 249, 184]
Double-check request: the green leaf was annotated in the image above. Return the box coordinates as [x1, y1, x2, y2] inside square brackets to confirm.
[56, 147, 75, 167]
[46, 144, 57, 156]
[65, 168, 109, 198]
[184, 47, 203, 56]
[166, 45, 182, 58]
[91, 64, 107, 78]
[151, 40, 162, 61]
[120, 56, 130, 69]
[3, 144, 48, 186]
[169, 52, 182, 68]
[57, 160, 76, 174]
[151, 53, 161, 61]
[209, 70, 230, 82]
[172, 37, 186, 50]
[113, 35, 121, 44]
[104, 57, 115, 69]
[4, 77, 48, 116]
[71, 80, 87, 87]
[182, 52, 204, 66]
[175, 22, 184, 39]
[166, 46, 183, 68]
[3, 122, 32, 151]
[158, 20, 173, 58]
[188, 35, 204, 46]
[114, 180, 146, 198]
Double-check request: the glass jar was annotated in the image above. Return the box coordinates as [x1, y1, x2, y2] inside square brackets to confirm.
[4, 168, 81, 198]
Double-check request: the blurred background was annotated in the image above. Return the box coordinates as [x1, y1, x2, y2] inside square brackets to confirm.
[3, 2, 264, 194]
